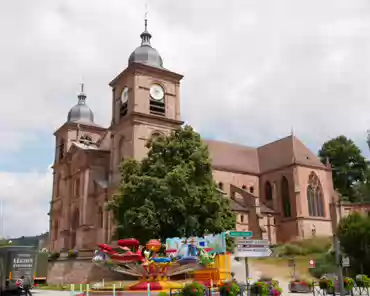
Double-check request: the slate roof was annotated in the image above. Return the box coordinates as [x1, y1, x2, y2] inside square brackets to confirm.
[206, 135, 326, 175]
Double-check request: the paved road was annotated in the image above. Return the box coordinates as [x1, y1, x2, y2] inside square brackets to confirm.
[33, 291, 72, 296]
[231, 256, 301, 296]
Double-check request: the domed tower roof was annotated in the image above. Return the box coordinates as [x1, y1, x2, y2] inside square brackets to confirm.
[128, 19, 163, 68]
[67, 84, 95, 124]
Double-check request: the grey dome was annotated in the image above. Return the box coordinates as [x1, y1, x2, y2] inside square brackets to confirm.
[67, 92, 94, 124]
[129, 45, 163, 68]
[128, 20, 163, 68]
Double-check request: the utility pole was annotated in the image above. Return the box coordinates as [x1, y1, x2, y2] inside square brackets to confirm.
[331, 195, 345, 296]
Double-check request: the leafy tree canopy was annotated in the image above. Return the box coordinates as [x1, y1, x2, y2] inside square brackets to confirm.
[318, 135, 367, 201]
[338, 213, 370, 274]
[351, 167, 370, 203]
[107, 125, 236, 243]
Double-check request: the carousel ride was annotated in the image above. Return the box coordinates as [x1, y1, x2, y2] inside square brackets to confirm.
[92, 236, 229, 291]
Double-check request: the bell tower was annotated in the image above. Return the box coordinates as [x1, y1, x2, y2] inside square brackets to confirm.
[109, 19, 184, 183]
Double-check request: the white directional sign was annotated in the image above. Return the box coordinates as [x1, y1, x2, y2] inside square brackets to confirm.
[234, 239, 272, 258]
[235, 239, 269, 246]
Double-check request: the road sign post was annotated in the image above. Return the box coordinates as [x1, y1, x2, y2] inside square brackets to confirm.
[342, 256, 350, 276]
[244, 257, 250, 285]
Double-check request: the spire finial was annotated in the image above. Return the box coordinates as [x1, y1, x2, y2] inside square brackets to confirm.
[140, 3, 152, 46]
[144, 2, 148, 31]
[291, 126, 296, 163]
[78, 80, 86, 105]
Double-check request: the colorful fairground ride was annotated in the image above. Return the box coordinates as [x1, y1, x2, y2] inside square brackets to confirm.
[92, 233, 232, 291]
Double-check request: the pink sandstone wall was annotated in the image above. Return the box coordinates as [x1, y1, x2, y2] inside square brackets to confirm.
[259, 167, 299, 242]
[259, 168, 295, 212]
[212, 170, 259, 196]
[296, 166, 333, 219]
[235, 212, 249, 231]
[48, 259, 125, 285]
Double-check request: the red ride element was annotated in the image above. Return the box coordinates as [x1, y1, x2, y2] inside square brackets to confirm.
[117, 238, 140, 247]
[204, 248, 214, 252]
[129, 281, 163, 291]
[97, 244, 113, 251]
[147, 239, 161, 249]
[110, 253, 143, 262]
[165, 249, 177, 253]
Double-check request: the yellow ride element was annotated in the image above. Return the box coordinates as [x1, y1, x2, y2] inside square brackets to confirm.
[192, 253, 231, 285]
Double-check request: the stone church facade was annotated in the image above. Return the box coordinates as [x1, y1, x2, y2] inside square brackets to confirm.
[49, 22, 336, 252]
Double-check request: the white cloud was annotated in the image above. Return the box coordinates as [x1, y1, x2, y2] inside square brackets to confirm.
[1, 0, 370, 152]
[0, 169, 52, 238]
[2, 0, 370, 235]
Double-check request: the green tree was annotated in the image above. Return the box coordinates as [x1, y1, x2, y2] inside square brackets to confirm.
[318, 136, 367, 201]
[338, 213, 370, 274]
[352, 165, 370, 203]
[0, 239, 10, 246]
[107, 125, 236, 243]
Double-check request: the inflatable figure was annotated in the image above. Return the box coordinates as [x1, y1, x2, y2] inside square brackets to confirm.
[187, 237, 199, 257]
[198, 248, 215, 267]
[177, 237, 199, 265]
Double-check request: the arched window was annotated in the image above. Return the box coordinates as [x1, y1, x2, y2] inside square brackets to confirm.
[151, 131, 163, 139]
[149, 84, 166, 116]
[250, 186, 254, 194]
[98, 206, 103, 228]
[265, 181, 273, 201]
[218, 182, 224, 190]
[79, 134, 92, 144]
[307, 172, 325, 217]
[281, 176, 292, 217]
[242, 185, 247, 190]
[74, 177, 80, 198]
[59, 139, 65, 160]
[53, 220, 59, 241]
[55, 175, 60, 197]
[71, 209, 79, 230]
[70, 209, 80, 249]
[118, 136, 125, 164]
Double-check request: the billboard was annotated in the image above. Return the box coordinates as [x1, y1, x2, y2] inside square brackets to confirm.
[165, 233, 227, 254]
[10, 252, 34, 280]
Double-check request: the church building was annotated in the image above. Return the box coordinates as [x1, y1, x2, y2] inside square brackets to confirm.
[49, 21, 336, 252]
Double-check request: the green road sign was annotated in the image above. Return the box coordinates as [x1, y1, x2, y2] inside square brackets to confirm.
[228, 231, 253, 238]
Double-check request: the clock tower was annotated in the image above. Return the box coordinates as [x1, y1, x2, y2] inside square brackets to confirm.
[109, 19, 183, 183]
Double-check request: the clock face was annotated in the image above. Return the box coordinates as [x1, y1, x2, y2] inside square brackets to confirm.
[149, 84, 164, 101]
[121, 87, 129, 104]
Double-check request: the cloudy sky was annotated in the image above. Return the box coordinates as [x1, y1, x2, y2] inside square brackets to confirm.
[1, 0, 370, 238]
